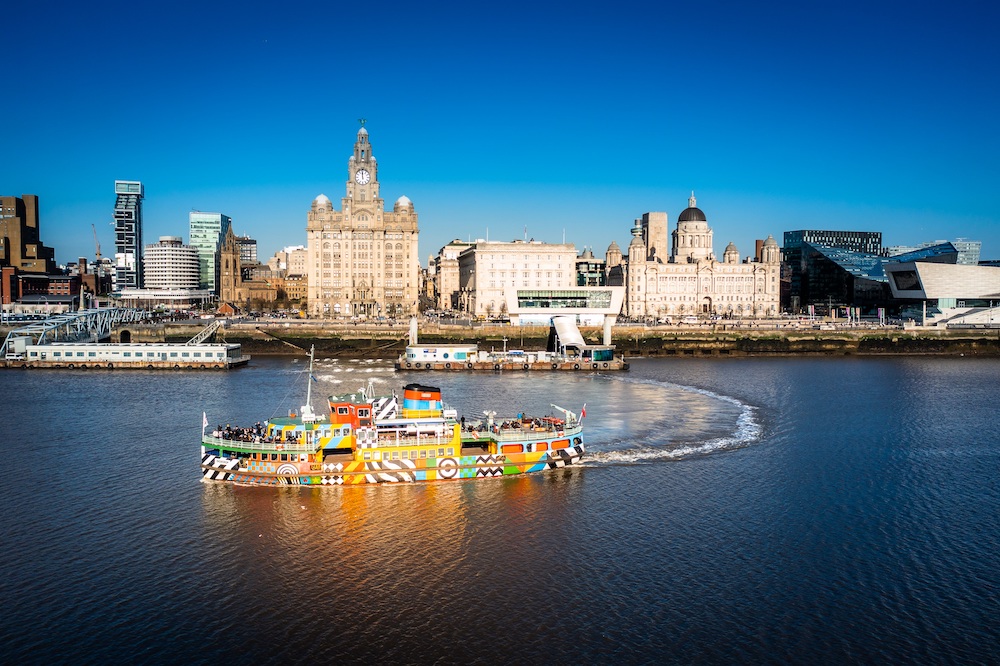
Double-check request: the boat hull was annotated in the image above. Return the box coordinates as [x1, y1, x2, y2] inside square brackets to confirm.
[200, 443, 585, 486]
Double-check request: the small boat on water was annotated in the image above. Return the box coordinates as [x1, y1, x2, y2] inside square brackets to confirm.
[200, 348, 585, 485]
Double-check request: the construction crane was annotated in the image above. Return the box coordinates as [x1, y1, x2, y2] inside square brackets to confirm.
[91, 224, 101, 261]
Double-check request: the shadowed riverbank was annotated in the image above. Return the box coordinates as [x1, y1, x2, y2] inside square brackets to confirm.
[141, 320, 1000, 358]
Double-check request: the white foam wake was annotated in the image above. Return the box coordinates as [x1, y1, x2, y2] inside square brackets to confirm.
[583, 376, 762, 465]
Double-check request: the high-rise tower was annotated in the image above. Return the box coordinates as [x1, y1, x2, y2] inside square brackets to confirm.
[113, 180, 144, 290]
[189, 212, 232, 294]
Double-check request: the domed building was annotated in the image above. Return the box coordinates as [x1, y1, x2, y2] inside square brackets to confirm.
[305, 123, 420, 318]
[607, 193, 782, 318]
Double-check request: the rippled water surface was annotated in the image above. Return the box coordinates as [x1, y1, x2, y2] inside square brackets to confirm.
[2, 356, 999, 664]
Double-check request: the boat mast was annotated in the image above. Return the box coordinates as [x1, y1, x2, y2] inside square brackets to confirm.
[302, 345, 317, 423]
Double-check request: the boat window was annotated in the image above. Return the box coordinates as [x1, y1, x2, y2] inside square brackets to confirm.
[76, 352, 84, 357]
[89, 352, 96, 357]
[447, 448, 454, 456]
[338, 407, 349, 415]
[363, 451, 371, 460]
[280, 454, 288, 462]
[420, 450, 427, 458]
[438, 448, 445, 457]
[391, 451, 399, 460]
[271, 454, 278, 461]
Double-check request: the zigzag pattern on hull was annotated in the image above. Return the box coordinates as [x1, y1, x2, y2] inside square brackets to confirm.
[201, 453, 240, 481]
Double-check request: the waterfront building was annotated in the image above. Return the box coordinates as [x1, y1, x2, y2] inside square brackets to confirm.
[143, 236, 201, 290]
[789, 240, 958, 312]
[609, 194, 781, 319]
[306, 123, 420, 319]
[0, 194, 57, 275]
[783, 229, 881, 310]
[189, 212, 232, 294]
[113, 181, 145, 291]
[885, 261, 1000, 325]
[504, 287, 626, 326]
[433, 239, 475, 311]
[456, 239, 577, 318]
[885, 239, 981, 266]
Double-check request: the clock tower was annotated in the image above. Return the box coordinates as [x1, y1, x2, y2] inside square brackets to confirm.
[347, 121, 379, 203]
[306, 122, 420, 319]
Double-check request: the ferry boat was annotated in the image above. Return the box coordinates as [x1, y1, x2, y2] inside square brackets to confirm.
[200, 350, 585, 485]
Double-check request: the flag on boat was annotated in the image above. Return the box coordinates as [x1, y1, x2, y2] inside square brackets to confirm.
[580, 404, 587, 419]
[202, 411, 208, 429]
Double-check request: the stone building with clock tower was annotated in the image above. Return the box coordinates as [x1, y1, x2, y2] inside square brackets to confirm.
[306, 123, 419, 318]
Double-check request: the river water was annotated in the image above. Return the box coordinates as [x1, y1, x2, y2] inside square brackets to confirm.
[2, 356, 998, 664]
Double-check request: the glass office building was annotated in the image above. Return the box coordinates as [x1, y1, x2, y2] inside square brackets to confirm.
[189, 212, 232, 294]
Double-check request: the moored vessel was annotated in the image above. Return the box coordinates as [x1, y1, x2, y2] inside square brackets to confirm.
[200, 349, 585, 485]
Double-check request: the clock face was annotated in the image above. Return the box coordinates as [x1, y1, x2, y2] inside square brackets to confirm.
[355, 169, 370, 185]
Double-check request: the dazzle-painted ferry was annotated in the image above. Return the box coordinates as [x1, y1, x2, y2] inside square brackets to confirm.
[200, 350, 585, 486]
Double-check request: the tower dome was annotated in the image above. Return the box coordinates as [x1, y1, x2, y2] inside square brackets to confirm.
[678, 192, 707, 223]
[394, 195, 413, 212]
[314, 193, 331, 207]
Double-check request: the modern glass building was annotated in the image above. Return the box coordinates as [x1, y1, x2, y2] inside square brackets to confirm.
[504, 286, 625, 326]
[885, 239, 981, 266]
[113, 181, 144, 290]
[794, 242, 958, 311]
[189, 212, 232, 294]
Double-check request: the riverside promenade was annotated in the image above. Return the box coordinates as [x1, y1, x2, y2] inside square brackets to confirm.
[99, 316, 1000, 359]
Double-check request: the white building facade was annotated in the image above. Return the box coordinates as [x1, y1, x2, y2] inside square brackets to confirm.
[456, 240, 577, 317]
[143, 236, 201, 290]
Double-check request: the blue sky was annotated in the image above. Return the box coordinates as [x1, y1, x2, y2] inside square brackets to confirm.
[5, 0, 999, 266]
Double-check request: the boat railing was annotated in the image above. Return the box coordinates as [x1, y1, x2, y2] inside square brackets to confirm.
[484, 423, 583, 443]
[202, 434, 317, 453]
[365, 431, 458, 448]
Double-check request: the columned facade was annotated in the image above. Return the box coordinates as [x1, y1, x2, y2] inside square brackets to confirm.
[610, 194, 782, 318]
